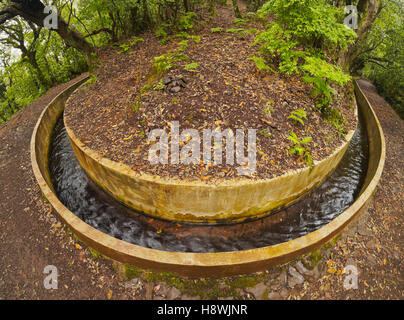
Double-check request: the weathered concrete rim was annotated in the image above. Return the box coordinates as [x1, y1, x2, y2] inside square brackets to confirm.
[31, 77, 385, 277]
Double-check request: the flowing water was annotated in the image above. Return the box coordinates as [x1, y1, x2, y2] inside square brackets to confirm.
[49, 112, 369, 253]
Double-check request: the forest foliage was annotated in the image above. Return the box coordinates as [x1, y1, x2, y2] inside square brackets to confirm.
[358, 0, 403, 118]
[0, 0, 402, 124]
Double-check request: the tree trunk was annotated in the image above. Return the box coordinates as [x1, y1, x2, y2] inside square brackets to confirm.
[183, 0, 189, 12]
[3, 1, 95, 63]
[338, 0, 381, 71]
[232, 0, 242, 18]
[25, 53, 49, 88]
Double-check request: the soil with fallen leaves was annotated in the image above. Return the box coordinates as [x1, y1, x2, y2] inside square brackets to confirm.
[64, 4, 356, 181]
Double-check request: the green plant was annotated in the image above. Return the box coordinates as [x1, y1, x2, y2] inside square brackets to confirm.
[302, 56, 351, 109]
[177, 40, 189, 52]
[153, 79, 165, 90]
[184, 62, 199, 71]
[211, 27, 224, 33]
[287, 131, 313, 166]
[133, 99, 141, 112]
[118, 37, 144, 54]
[252, 23, 306, 75]
[234, 18, 247, 26]
[156, 24, 171, 45]
[153, 54, 172, 76]
[259, 129, 271, 137]
[248, 56, 275, 72]
[288, 109, 307, 126]
[178, 12, 197, 31]
[226, 28, 246, 34]
[252, 0, 356, 108]
[257, 0, 356, 50]
[153, 52, 189, 76]
[174, 32, 201, 43]
[86, 75, 97, 85]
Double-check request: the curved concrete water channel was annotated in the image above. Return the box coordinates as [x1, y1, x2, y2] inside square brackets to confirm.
[31, 77, 385, 276]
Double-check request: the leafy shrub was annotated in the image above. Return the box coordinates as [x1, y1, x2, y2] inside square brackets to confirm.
[184, 62, 199, 71]
[302, 57, 351, 109]
[248, 56, 275, 72]
[156, 24, 171, 45]
[226, 28, 246, 34]
[153, 52, 189, 76]
[288, 109, 307, 126]
[257, 0, 356, 50]
[287, 131, 313, 166]
[234, 18, 247, 26]
[252, 0, 356, 109]
[211, 27, 224, 33]
[178, 12, 197, 31]
[118, 37, 144, 54]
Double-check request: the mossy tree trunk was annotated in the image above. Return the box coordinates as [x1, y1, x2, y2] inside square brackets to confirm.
[337, 0, 382, 72]
[0, 0, 95, 65]
[232, 0, 242, 18]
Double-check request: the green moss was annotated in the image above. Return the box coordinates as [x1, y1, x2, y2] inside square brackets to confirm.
[72, 233, 81, 243]
[124, 264, 143, 279]
[87, 75, 97, 85]
[41, 191, 49, 203]
[88, 247, 101, 259]
[309, 249, 323, 268]
[228, 276, 259, 289]
[323, 235, 342, 249]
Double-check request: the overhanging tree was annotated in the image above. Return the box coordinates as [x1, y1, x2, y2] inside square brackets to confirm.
[0, 0, 94, 59]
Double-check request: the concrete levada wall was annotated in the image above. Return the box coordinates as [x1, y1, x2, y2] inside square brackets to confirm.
[64, 91, 357, 224]
[31, 77, 385, 276]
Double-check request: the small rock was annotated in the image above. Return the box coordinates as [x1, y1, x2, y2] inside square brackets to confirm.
[277, 271, 287, 285]
[357, 223, 372, 236]
[154, 283, 169, 297]
[366, 238, 377, 250]
[124, 278, 139, 289]
[247, 283, 268, 300]
[295, 261, 313, 277]
[279, 288, 289, 298]
[167, 287, 181, 300]
[170, 86, 181, 93]
[367, 255, 377, 266]
[268, 292, 282, 300]
[346, 257, 357, 267]
[235, 288, 245, 297]
[287, 266, 305, 288]
[163, 77, 172, 85]
[312, 266, 321, 280]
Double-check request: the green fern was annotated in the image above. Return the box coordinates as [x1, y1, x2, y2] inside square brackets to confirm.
[184, 62, 199, 71]
[287, 131, 313, 167]
[248, 56, 275, 73]
[288, 109, 308, 126]
[211, 27, 224, 33]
